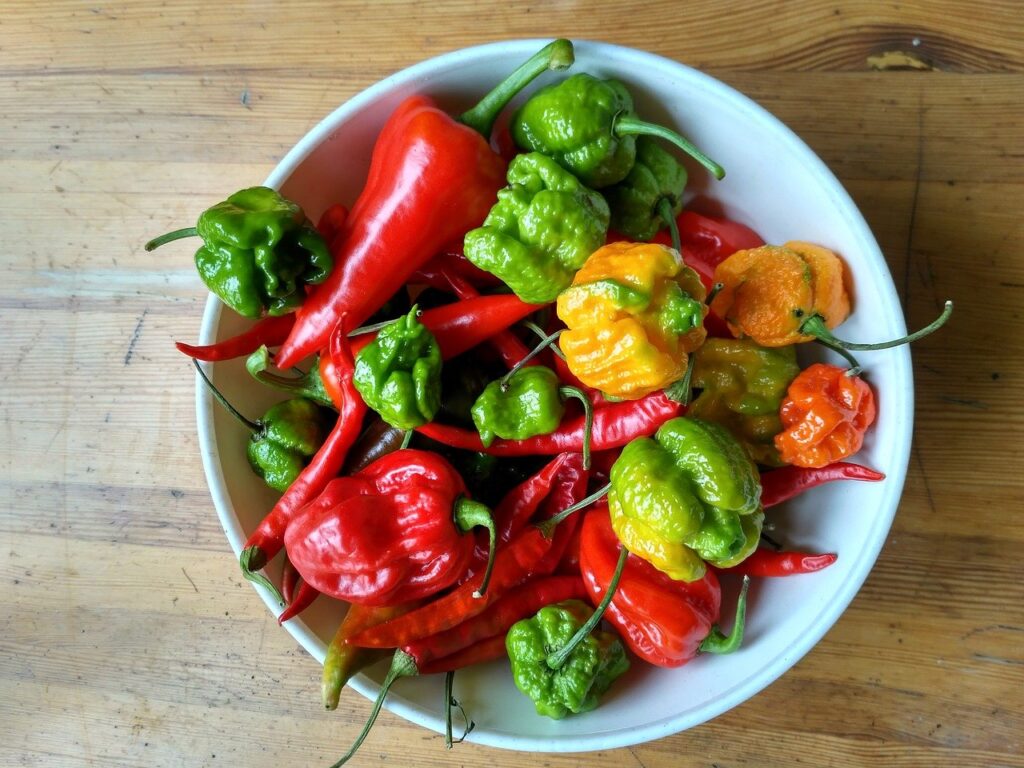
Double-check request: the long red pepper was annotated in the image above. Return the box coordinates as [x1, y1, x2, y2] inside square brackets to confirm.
[277, 41, 574, 371]
[277, 579, 319, 624]
[417, 633, 507, 675]
[416, 391, 683, 456]
[718, 547, 838, 577]
[761, 462, 885, 508]
[176, 314, 295, 362]
[492, 453, 571, 545]
[530, 453, 589, 576]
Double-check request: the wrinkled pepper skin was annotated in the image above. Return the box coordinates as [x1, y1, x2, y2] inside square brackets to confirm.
[353, 307, 442, 430]
[579, 506, 722, 667]
[194, 187, 332, 318]
[471, 366, 565, 447]
[690, 338, 800, 465]
[511, 74, 637, 188]
[506, 599, 629, 719]
[284, 449, 484, 606]
[247, 397, 332, 492]
[557, 242, 707, 399]
[463, 152, 610, 303]
[605, 137, 687, 241]
[610, 417, 763, 580]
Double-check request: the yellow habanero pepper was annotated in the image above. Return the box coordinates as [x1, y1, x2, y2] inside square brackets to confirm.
[556, 242, 707, 399]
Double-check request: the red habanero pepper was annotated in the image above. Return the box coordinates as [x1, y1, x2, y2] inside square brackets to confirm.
[238, 323, 366, 603]
[276, 41, 574, 370]
[761, 462, 885, 508]
[284, 449, 497, 607]
[176, 314, 295, 362]
[718, 547, 837, 578]
[416, 391, 684, 456]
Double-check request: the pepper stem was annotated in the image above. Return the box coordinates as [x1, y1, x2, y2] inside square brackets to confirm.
[614, 115, 725, 180]
[193, 359, 261, 432]
[327, 650, 419, 768]
[144, 226, 199, 251]
[246, 346, 334, 408]
[546, 545, 629, 670]
[522, 321, 567, 360]
[706, 282, 725, 305]
[559, 386, 593, 470]
[453, 498, 497, 598]
[239, 546, 284, 607]
[537, 482, 611, 538]
[699, 575, 751, 654]
[500, 329, 563, 391]
[444, 671, 475, 748]
[802, 300, 953, 357]
[664, 355, 696, 404]
[458, 39, 575, 138]
[656, 197, 682, 254]
[400, 429, 414, 449]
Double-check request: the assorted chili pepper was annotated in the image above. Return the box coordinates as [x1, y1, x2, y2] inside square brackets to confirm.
[165, 36, 955, 754]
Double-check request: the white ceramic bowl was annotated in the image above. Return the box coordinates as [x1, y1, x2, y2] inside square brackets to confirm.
[196, 39, 913, 752]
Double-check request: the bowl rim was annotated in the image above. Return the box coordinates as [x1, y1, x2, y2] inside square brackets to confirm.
[196, 38, 914, 752]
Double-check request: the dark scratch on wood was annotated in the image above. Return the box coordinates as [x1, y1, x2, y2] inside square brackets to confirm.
[124, 309, 148, 365]
[913, 446, 937, 516]
[181, 567, 199, 593]
[938, 396, 989, 410]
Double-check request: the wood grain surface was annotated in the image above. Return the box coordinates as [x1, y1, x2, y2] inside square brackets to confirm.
[2, 2, 1022, 766]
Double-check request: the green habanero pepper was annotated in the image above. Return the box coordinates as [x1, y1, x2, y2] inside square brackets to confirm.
[463, 152, 610, 304]
[506, 599, 629, 720]
[609, 417, 763, 581]
[146, 186, 332, 319]
[604, 137, 688, 245]
[689, 338, 800, 466]
[353, 306, 442, 430]
[510, 73, 724, 189]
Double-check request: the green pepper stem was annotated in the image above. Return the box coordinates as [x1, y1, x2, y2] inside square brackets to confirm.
[400, 430, 414, 449]
[246, 347, 334, 409]
[500, 329, 563, 390]
[458, 39, 575, 138]
[144, 226, 199, 251]
[537, 482, 611, 538]
[614, 115, 725, 180]
[327, 650, 418, 768]
[239, 545, 284, 607]
[802, 300, 953, 356]
[546, 545, 629, 670]
[522, 320, 567, 360]
[348, 315, 409, 337]
[656, 197, 682, 254]
[443, 671, 475, 748]
[193, 359, 261, 432]
[705, 282, 724, 306]
[559, 386, 593, 470]
[699, 575, 750, 654]
[810, 333, 863, 376]
[664, 354, 696, 405]
[453, 498, 497, 598]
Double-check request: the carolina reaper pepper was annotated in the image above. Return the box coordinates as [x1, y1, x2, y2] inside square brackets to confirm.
[510, 72, 724, 187]
[353, 306, 443, 430]
[610, 417, 763, 580]
[506, 599, 629, 719]
[557, 241, 707, 399]
[463, 152, 610, 303]
[147, 186, 332, 319]
[275, 40, 575, 369]
[604, 136, 687, 246]
[774, 363, 877, 468]
[689, 338, 800, 465]
[284, 449, 496, 606]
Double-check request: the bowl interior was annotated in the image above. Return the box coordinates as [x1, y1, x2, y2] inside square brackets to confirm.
[197, 39, 913, 752]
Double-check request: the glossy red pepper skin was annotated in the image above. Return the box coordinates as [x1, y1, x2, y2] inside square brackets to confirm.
[530, 452, 589, 576]
[316, 203, 349, 250]
[176, 314, 295, 362]
[416, 391, 684, 456]
[417, 634, 507, 675]
[276, 95, 507, 369]
[579, 505, 722, 668]
[719, 547, 837, 577]
[761, 462, 885, 508]
[277, 579, 319, 624]
[284, 449, 479, 607]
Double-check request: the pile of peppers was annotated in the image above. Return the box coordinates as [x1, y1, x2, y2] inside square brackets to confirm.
[157, 38, 952, 762]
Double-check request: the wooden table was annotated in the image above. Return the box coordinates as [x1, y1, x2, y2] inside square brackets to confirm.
[3, 2, 1022, 766]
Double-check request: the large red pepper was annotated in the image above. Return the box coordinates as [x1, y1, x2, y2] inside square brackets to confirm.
[275, 41, 574, 370]
[283, 449, 496, 606]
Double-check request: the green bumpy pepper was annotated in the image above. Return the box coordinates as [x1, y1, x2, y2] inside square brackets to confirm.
[158, 186, 332, 318]
[610, 417, 763, 580]
[604, 137, 688, 241]
[471, 366, 565, 447]
[353, 306, 442, 430]
[689, 338, 800, 466]
[463, 152, 610, 303]
[247, 398, 332, 492]
[506, 600, 629, 719]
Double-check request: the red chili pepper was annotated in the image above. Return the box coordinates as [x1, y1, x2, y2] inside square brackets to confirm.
[761, 462, 885, 508]
[417, 247, 503, 288]
[283, 449, 496, 607]
[316, 203, 349, 250]
[276, 42, 574, 370]
[579, 505, 722, 667]
[238, 323, 366, 602]
[280, 557, 300, 605]
[718, 547, 837, 577]
[530, 453, 589, 576]
[492, 453, 572, 545]
[175, 314, 295, 362]
[277, 579, 319, 624]
[417, 633, 507, 675]
[416, 391, 683, 456]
